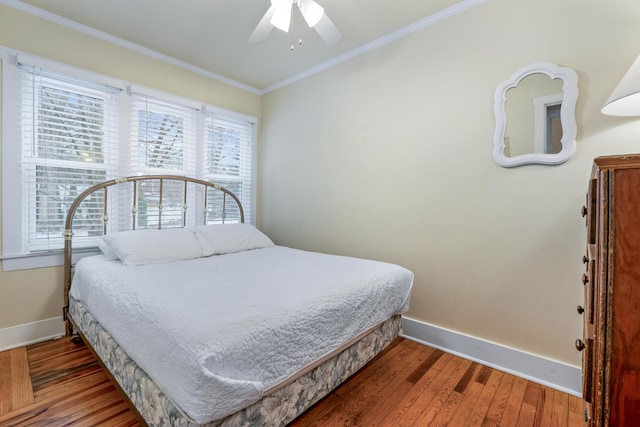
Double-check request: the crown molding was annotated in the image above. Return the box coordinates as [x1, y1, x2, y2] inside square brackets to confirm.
[0, 0, 261, 94]
[262, 0, 487, 94]
[1, 0, 486, 95]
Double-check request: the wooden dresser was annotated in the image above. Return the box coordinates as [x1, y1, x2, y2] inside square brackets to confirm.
[579, 154, 640, 426]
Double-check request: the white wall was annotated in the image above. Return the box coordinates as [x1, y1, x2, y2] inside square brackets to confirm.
[260, 0, 640, 368]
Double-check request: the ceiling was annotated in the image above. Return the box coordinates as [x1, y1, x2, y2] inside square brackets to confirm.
[8, 0, 481, 93]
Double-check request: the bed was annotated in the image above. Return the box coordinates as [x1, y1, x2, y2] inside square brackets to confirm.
[63, 175, 413, 426]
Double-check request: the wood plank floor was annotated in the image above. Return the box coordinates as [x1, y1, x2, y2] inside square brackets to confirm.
[0, 336, 584, 426]
[0, 337, 138, 426]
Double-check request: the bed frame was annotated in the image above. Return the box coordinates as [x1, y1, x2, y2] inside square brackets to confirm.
[63, 175, 402, 426]
[63, 175, 243, 337]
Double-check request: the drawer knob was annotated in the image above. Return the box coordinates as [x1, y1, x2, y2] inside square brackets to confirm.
[583, 255, 588, 264]
[577, 305, 584, 314]
[582, 273, 589, 285]
[575, 339, 585, 351]
[581, 205, 588, 217]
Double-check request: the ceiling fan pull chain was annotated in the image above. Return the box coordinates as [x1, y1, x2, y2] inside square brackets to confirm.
[296, 3, 304, 49]
[290, 2, 304, 51]
[290, 4, 296, 51]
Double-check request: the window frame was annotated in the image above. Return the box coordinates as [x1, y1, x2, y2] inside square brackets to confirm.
[1, 48, 258, 271]
[21, 68, 122, 253]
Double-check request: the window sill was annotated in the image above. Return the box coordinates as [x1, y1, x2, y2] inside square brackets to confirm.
[1, 248, 99, 272]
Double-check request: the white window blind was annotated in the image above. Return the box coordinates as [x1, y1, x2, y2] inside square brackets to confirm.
[204, 113, 255, 224]
[129, 93, 199, 229]
[130, 93, 197, 175]
[1, 50, 257, 269]
[20, 64, 121, 251]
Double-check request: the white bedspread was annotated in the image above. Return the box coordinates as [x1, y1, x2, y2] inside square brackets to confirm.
[70, 246, 413, 424]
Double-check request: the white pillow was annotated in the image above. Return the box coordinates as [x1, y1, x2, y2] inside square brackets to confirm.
[101, 228, 204, 266]
[97, 238, 118, 261]
[191, 223, 274, 256]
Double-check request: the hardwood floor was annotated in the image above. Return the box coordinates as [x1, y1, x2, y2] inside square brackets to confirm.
[291, 339, 584, 427]
[0, 336, 584, 426]
[0, 337, 138, 426]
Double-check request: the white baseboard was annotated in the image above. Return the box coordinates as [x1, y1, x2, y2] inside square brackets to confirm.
[0, 316, 65, 352]
[1, 315, 581, 396]
[401, 317, 582, 397]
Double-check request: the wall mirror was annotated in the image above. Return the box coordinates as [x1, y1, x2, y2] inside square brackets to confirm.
[493, 62, 579, 167]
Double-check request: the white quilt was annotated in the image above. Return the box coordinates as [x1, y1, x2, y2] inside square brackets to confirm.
[70, 246, 413, 424]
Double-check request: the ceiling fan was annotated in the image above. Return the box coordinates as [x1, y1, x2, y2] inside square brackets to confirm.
[249, 0, 343, 47]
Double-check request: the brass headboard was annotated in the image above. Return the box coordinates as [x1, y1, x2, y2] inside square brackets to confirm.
[63, 175, 244, 335]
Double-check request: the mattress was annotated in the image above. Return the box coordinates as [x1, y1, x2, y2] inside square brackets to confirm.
[69, 246, 413, 424]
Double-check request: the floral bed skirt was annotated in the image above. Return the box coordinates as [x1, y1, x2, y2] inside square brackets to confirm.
[69, 297, 402, 426]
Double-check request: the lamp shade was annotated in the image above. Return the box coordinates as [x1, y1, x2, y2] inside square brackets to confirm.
[602, 54, 640, 116]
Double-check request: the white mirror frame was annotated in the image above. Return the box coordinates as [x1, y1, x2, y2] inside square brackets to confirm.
[493, 62, 579, 167]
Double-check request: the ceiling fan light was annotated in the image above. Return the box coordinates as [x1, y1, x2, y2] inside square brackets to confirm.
[299, 0, 324, 27]
[271, 0, 291, 9]
[270, 8, 291, 32]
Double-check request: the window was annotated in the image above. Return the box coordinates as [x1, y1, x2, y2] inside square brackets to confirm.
[129, 93, 199, 230]
[204, 113, 254, 224]
[1, 50, 257, 270]
[20, 66, 121, 252]
[131, 93, 197, 174]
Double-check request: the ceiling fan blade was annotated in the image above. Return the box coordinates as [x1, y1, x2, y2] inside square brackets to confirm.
[270, 5, 292, 32]
[314, 14, 342, 46]
[249, 5, 276, 43]
[270, 0, 292, 9]
[299, 0, 324, 28]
